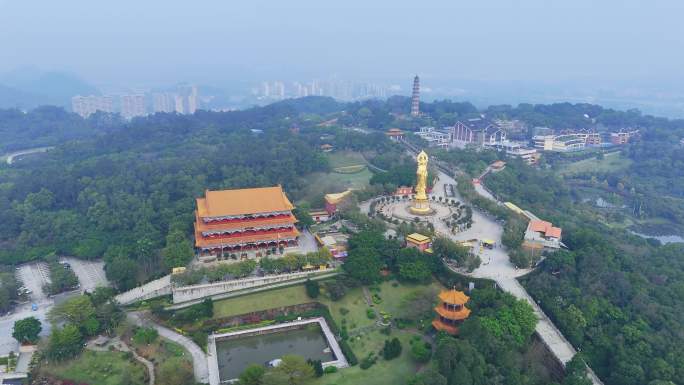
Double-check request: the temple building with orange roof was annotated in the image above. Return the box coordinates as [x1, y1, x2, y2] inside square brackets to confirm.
[386, 128, 405, 142]
[524, 219, 562, 249]
[194, 186, 299, 261]
[432, 288, 471, 335]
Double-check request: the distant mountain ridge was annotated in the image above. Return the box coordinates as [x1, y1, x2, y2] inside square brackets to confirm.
[0, 68, 99, 110]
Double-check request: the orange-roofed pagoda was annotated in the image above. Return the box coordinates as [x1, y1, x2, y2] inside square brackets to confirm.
[195, 186, 299, 259]
[432, 289, 471, 335]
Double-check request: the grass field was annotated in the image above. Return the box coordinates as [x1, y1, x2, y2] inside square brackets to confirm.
[41, 351, 147, 385]
[327, 151, 368, 168]
[560, 151, 631, 176]
[314, 330, 422, 385]
[214, 285, 313, 318]
[297, 150, 373, 205]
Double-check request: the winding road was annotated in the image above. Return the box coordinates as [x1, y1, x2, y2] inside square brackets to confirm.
[127, 312, 209, 384]
[3, 146, 54, 165]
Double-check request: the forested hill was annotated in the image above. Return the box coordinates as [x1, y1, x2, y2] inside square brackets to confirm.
[485, 161, 684, 385]
[0, 101, 345, 288]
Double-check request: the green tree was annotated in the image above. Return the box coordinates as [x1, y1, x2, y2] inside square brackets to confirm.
[411, 341, 431, 363]
[342, 247, 382, 284]
[162, 229, 194, 270]
[49, 295, 96, 324]
[264, 355, 315, 385]
[133, 327, 159, 345]
[105, 255, 139, 290]
[304, 279, 320, 299]
[408, 368, 447, 385]
[12, 317, 42, 344]
[382, 338, 402, 360]
[239, 364, 266, 385]
[46, 324, 83, 361]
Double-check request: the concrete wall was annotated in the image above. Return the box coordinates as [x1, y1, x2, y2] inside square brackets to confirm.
[171, 270, 337, 304]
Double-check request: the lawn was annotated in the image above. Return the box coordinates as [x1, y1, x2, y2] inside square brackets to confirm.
[41, 350, 147, 385]
[213, 280, 444, 331]
[560, 151, 631, 176]
[314, 330, 422, 385]
[298, 169, 373, 206]
[214, 285, 312, 318]
[327, 151, 368, 168]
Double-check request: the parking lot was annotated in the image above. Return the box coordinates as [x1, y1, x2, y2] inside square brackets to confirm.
[16, 262, 51, 303]
[60, 257, 109, 293]
[0, 262, 55, 356]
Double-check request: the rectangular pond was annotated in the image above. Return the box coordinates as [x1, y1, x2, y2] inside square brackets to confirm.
[208, 318, 347, 383]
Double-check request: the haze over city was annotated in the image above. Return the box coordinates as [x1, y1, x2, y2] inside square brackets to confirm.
[2, 0, 684, 115]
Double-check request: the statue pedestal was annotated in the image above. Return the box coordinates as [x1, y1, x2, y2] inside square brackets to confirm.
[410, 198, 433, 215]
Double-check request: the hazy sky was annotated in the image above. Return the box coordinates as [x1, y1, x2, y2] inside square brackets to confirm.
[1, 0, 684, 88]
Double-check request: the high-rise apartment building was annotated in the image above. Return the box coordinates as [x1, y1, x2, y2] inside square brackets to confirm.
[121, 94, 146, 119]
[153, 93, 175, 113]
[71, 95, 115, 118]
[174, 94, 185, 114]
[187, 86, 199, 114]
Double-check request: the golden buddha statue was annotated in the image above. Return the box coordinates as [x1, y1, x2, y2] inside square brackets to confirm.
[410, 150, 432, 215]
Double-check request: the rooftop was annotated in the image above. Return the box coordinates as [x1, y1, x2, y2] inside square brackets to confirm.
[197, 186, 294, 218]
[438, 289, 469, 305]
[407, 233, 431, 243]
[528, 220, 562, 239]
[325, 190, 352, 205]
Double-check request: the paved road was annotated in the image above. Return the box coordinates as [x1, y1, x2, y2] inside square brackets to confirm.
[3, 146, 54, 165]
[298, 229, 319, 254]
[60, 257, 109, 293]
[128, 312, 209, 384]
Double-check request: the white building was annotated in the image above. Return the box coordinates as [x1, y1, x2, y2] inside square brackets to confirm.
[120, 94, 146, 119]
[416, 127, 450, 149]
[533, 134, 585, 152]
[153, 93, 175, 113]
[71, 95, 114, 118]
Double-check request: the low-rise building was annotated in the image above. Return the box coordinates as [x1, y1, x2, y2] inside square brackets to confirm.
[490, 160, 506, 172]
[452, 118, 506, 147]
[610, 129, 639, 145]
[394, 186, 413, 196]
[406, 233, 432, 252]
[416, 127, 450, 148]
[309, 209, 331, 223]
[386, 128, 405, 142]
[533, 134, 585, 152]
[324, 190, 352, 216]
[524, 220, 562, 249]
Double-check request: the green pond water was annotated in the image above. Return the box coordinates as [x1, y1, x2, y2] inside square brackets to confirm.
[216, 324, 334, 380]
